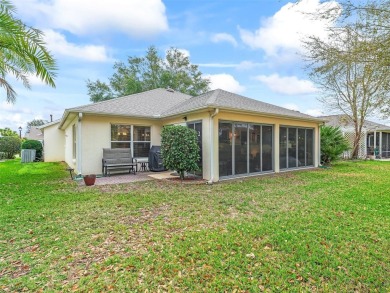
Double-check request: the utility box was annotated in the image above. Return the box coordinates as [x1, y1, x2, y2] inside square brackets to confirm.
[21, 149, 36, 163]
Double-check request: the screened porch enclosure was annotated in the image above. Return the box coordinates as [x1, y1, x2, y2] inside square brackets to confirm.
[219, 121, 273, 177]
[381, 133, 390, 158]
[366, 131, 390, 158]
[279, 126, 314, 169]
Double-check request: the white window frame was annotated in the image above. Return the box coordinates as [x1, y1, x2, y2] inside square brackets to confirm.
[110, 124, 151, 158]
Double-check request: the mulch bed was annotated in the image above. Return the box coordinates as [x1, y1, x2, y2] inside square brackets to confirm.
[165, 175, 206, 184]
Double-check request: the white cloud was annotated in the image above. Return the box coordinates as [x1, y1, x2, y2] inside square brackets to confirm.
[279, 105, 324, 117]
[239, 0, 340, 57]
[255, 74, 318, 95]
[44, 30, 111, 62]
[26, 74, 47, 86]
[198, 63, 238, 68]
[0, 112, 29, 131]
[198, 61, 264, 70]
[282, 103, 300, 111]
[178, 49, 190, 57]
[14, 0, 168, 37]
[211, 33, 238, 47]
[236, 61, 264, 71]
[204, 74, 245, 93]
[0, 102, 13, 111]
[305, 109, 324, 116]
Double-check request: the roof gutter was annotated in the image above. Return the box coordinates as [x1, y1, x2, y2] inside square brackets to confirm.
[162, 106, 326, 124]
[207, 108, 219, 184]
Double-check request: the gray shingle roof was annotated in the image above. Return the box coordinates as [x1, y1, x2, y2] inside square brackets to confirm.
[67, 88, 192, 118]
[162, 89, 323, 121]
[25, 127, 43, 140]
[321, 115, 390, 131]
[60, 88, 324, 126]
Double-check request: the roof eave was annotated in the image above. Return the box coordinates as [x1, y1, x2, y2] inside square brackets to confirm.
[38, 119, 61, 129]
[59, 110, 162, 129]
[58, 110, 71, 129]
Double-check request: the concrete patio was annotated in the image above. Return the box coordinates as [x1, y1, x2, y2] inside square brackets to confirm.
[77, 170, 179, 186]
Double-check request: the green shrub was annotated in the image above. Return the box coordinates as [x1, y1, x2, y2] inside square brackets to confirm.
[21, 139, 43, 161]
[0, 136, 21, 159]
[161, 125, 200, 180]
[321, 125, 350, 165]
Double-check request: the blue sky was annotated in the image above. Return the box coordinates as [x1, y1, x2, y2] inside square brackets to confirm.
[1, 0, 359, 133]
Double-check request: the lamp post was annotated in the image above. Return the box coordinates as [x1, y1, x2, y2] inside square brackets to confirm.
[18, 126, 22, 138]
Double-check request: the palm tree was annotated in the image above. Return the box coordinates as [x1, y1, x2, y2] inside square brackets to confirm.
[0, 0, 56, 103]
[320, 125, 350, 165]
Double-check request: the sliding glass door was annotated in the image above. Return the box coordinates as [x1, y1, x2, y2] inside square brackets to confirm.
[219, 122, 233, 176]
[219, 121, 274, 178]
[187, 121, 203, 174]
[234, 123, 248, 175]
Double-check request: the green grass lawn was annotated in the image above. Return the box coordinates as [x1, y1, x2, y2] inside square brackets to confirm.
[0, 159, 389, 291]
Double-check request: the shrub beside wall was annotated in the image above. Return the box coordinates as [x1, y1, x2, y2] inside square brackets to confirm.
[21, 140, 43, 161]
[161, 125, 200, 180]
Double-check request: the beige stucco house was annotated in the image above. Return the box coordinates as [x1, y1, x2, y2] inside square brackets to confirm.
[41, 88, 325, 182]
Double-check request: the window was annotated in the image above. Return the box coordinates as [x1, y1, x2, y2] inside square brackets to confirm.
[133, 126, 151, 157]
[111, 124, 151, 157]
[111, 125, 131, 148]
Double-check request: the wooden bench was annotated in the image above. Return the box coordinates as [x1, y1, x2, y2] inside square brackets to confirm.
[102, 148, 137, 176]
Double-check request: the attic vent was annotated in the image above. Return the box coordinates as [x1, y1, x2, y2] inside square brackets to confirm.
[166, 87, 175, 93]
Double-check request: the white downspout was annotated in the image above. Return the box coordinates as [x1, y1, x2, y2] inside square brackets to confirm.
[77, 113, 83, 175]
[207, 108, 219, 184]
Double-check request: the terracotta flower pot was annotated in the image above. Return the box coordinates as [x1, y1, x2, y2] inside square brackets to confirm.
[83, 174, 96, 186]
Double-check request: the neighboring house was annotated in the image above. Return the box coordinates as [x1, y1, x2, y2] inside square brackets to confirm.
[24, 127, 44, 142]
[39, 119, 64, 162]
[41, 88, 324, 182]
[321, 114, 390, 159]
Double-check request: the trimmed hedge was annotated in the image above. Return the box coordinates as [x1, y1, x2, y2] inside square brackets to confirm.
[161, 125, 200, 180]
